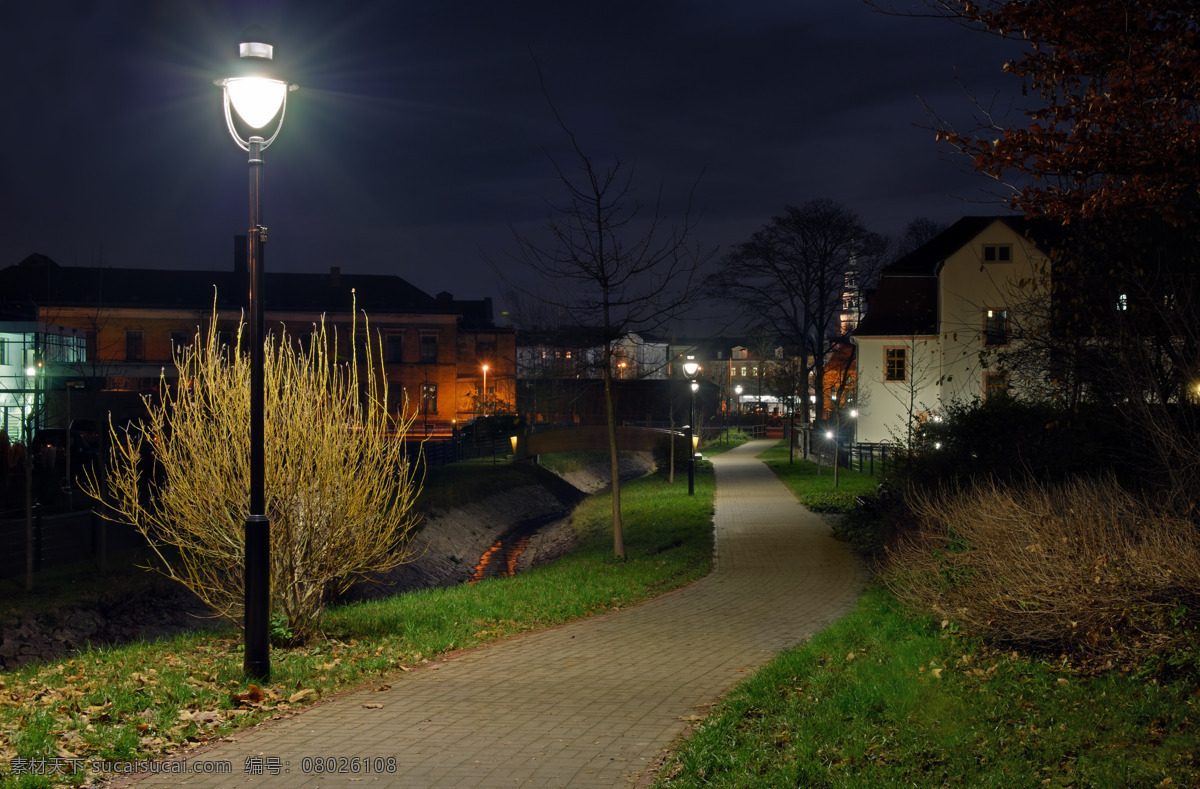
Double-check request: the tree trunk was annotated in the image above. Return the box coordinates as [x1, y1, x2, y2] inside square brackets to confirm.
[603, 362, 625, 559]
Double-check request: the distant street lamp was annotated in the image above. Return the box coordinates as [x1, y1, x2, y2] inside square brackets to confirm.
[734, 385, 742, 421]
[481, 364, 489, 416]
[682, 357, 700, 496]
[216, 27, 297, 683]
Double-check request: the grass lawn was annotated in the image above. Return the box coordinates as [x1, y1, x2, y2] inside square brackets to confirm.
[653, 442, 1199, 788]
[653, 585, 1199, 788]
[757, 442, 880, 511]
[0, 463, 714, 789]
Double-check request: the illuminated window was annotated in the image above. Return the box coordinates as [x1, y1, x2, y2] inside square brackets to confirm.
[983, 244, 1012, 262]
[885, 347, 907, 382]
[984, 309, 1009, 346]
[1117, 293, 1129, 312]
[421, 382, 437, 414]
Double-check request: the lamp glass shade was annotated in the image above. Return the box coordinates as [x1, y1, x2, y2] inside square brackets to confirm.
[682, 361, 700, 378]
[225, 77, 288, 128]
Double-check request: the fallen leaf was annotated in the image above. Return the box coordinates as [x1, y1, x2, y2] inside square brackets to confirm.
[362, 703, 383, 709]
[288, 689, 315, 704]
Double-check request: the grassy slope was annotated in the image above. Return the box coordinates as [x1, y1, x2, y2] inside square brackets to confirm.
[0, 462, 714, 789]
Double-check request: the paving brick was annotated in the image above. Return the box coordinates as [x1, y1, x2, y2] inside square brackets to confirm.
[125, 440, 867, 788]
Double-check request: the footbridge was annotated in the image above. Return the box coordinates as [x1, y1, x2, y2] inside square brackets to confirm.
[513, 426, 690, 462]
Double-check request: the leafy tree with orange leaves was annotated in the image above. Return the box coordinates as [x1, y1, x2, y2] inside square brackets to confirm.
[911, 0, 1200, 225]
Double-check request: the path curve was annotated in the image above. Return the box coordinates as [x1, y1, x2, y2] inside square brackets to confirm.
[128, 440, 867, 787]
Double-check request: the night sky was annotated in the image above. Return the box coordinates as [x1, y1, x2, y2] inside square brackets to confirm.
[2, 1, 1022, 309]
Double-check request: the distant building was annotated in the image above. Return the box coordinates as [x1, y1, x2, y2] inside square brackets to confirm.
[0, 249, 515, 437]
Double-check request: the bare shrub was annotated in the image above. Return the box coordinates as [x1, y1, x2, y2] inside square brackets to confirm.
[85, 308, 421, 644]
[883, 476, 1200, 668]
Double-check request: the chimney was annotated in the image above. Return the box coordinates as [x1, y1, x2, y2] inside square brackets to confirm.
[330, 266, 341, 287]
[234, 235, 247, 273]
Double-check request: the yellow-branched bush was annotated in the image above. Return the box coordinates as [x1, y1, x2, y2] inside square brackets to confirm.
[85, 307, 421, 644]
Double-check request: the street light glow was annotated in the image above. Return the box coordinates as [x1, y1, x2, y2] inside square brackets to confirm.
[224, 78, 288, 128]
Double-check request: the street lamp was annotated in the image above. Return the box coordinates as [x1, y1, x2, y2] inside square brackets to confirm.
[216, 27, 297, 683]
[682, 357, 700, 496]
[481, 364, 489, 416]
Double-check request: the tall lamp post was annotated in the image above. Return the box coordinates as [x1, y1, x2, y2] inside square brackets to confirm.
[216, 28, 297, 683]
[682, 357, 700, 496]
[481, 364, 489, 416]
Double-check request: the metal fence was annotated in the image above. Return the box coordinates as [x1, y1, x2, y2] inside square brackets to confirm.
[0, 506, 145, 580]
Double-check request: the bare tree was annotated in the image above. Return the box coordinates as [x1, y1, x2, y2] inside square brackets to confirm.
[708, 199, 887, 433]
[503, 93, 713, 559]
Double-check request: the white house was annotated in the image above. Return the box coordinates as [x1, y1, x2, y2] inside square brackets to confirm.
[851, 217, 1054, 445]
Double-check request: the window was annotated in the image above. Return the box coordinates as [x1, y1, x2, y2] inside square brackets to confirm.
[0, 340, 6, 366]
[984, 309, 1009, 346]
[421, 382, 437, 414]
[125, 330, 144, 362]
[985, 371, 1010, 400]
[740, 366, 747, 377]
[170, 331, 190, 353]
[983, 244, 1012, 262]
[420, 333, 438, 364]
[885, 347, 907, 382]
[386, 334, 404, 364]
[1117, 293, 1129, 312]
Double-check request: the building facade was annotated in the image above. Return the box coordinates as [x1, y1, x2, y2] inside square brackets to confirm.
[0, 254, 515, 438]
[851, 216, 1054, 444]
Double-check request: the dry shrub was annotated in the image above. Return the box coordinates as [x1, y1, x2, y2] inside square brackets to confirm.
[85, 306, 421, 644]
[883, 476, 1200, 669]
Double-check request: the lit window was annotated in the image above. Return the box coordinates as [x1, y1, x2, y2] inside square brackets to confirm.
[885, 347, 907, 382]
[983, 244, 1012, 262]
[421, 382, 437, 414]
[1117, 293, 1129, 312]
[984, 309, 1009, 346]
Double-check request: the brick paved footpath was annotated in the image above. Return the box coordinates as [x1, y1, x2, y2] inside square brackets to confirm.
[126, 439, 868, 788]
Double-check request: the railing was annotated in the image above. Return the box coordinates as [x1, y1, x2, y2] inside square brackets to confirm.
[0, 505, 145, 580]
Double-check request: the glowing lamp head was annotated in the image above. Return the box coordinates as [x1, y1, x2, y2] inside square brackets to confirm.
[682, 357, 700, 378]
[225, 77, 288, 128]
[216, 27, 296, 149]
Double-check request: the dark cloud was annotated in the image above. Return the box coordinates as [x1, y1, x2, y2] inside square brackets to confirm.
[1, 0, 1024, 301]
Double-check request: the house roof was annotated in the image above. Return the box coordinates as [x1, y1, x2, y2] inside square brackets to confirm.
[1, 254, 448, 317]
[882, 215, 1062, 277]
[852, 274, 938, 337]
[853, 215, 1062, 338]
